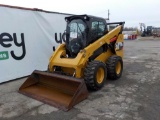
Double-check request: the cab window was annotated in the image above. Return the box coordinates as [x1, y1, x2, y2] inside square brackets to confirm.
[91, 21, 106, 41]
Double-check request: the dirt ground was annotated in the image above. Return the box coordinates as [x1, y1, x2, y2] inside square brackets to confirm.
[1, 37, 160, 120]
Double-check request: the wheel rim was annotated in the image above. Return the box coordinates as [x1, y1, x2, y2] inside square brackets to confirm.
[96, 67, 104, 84]
[116, 61, 121, 74]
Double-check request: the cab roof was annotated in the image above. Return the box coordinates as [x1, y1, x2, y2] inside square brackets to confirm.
[65, 14, 106, 23]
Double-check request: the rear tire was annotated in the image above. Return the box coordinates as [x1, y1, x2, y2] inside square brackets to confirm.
[106, 55, 123, 80]
[84, 60, 107, 90]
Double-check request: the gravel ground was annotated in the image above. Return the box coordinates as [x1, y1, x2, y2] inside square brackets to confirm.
[1, 38, 160, 120]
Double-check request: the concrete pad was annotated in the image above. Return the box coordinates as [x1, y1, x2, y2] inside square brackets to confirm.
[1, 38, 160, 120]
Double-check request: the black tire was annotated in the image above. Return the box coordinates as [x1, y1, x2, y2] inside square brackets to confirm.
[84, 60, 107, 90]
[106, 55, 123, 80]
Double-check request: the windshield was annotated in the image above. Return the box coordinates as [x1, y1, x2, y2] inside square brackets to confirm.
[66, 19, 86, 57]
[68, 19, 86, 42]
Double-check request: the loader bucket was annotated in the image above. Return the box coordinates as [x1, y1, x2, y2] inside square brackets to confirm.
[19, 70, 88, 111]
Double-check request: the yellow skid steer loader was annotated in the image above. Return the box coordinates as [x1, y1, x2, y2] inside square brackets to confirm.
[19, 15, 125, 111]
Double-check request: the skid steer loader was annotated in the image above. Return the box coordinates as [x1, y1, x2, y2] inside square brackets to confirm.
[19, 15, 125, 111]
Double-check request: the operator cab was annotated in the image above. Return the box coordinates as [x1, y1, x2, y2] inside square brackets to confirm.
[64, 15, 108, 57]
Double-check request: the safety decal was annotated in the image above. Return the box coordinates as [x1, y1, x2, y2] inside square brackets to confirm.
[115, 42, 123, 51]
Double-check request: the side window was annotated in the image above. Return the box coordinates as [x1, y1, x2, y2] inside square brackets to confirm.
[92, 21, 99, 30]
[98, 22, 105, 35]
[91, 21, 105, 36]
